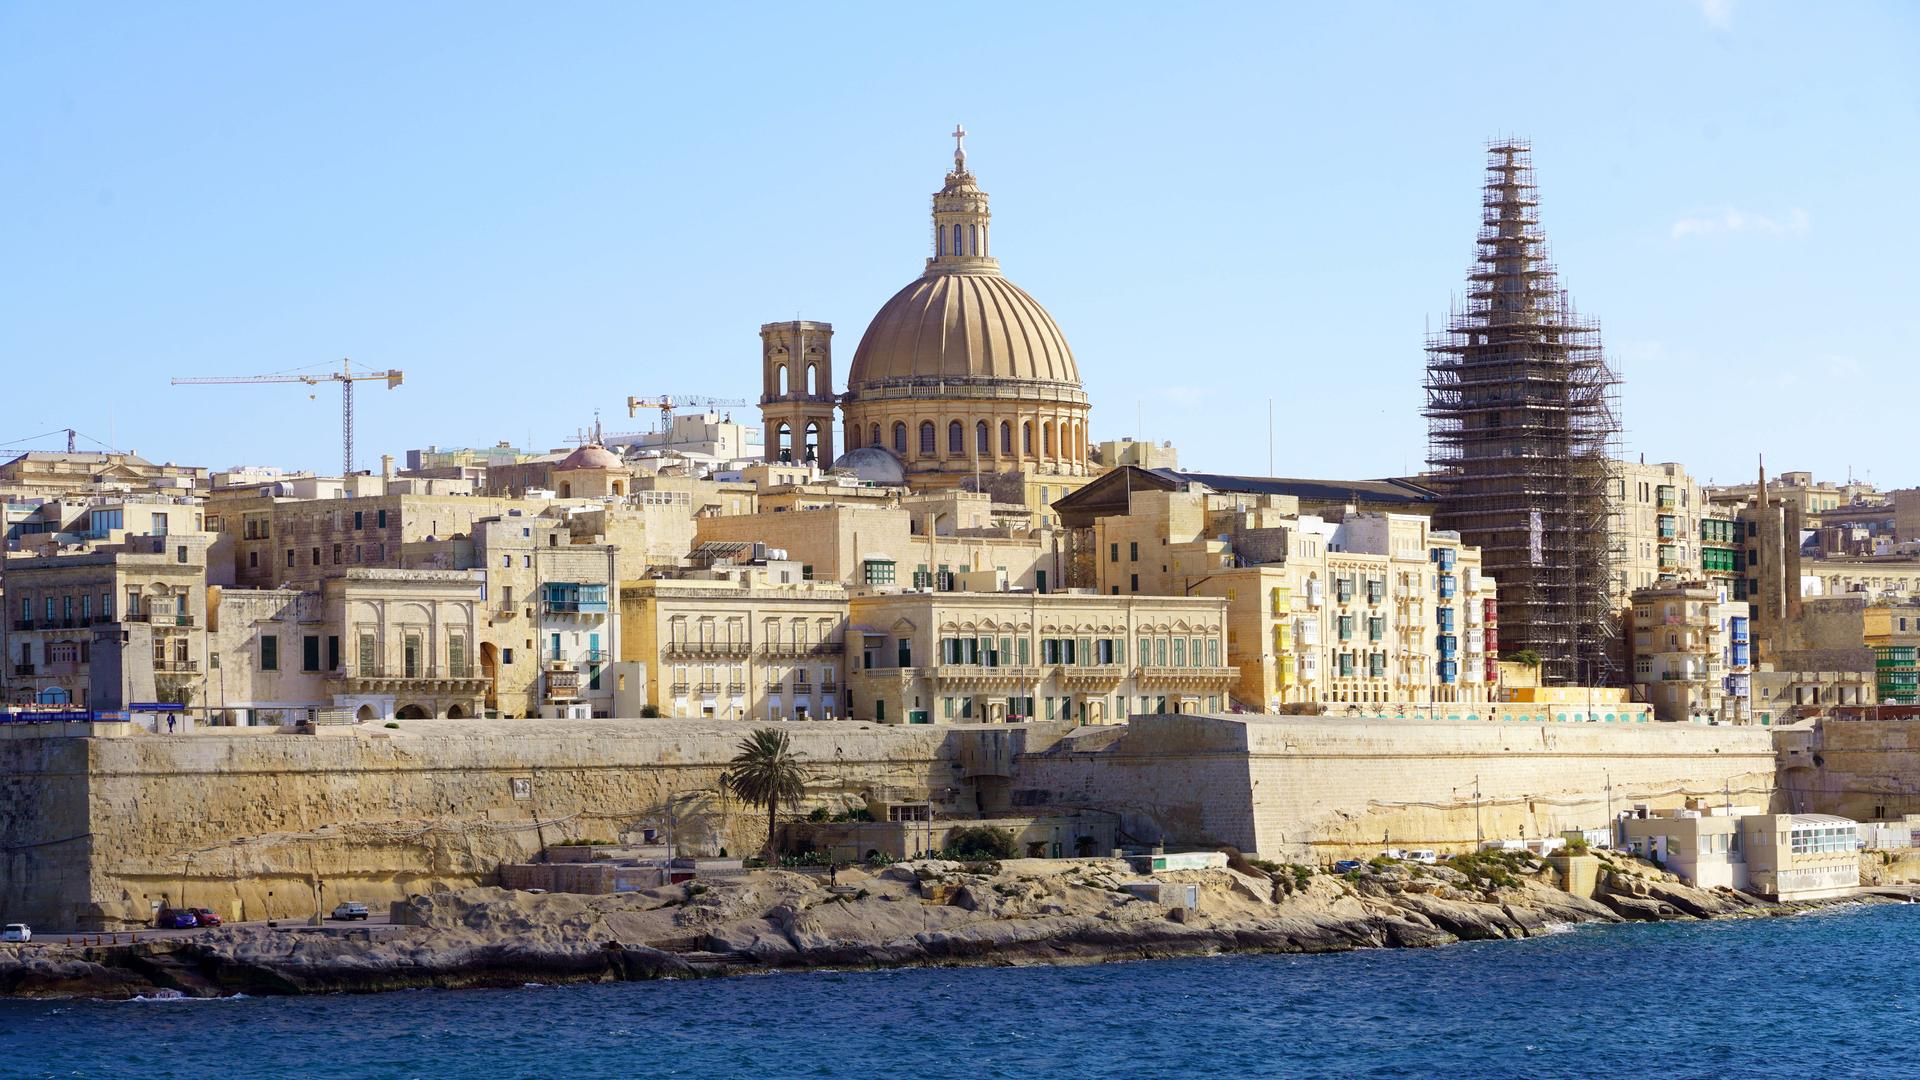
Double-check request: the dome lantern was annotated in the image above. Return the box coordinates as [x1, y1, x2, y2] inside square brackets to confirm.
[929, 123, 995, 273]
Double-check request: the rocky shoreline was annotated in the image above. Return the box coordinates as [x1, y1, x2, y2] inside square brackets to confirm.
[0, 853, 1897, 1000]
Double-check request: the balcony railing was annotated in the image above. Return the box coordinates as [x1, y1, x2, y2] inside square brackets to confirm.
[125, 612, 196, 628]
[154, 659, 200, 674]
[11, 663, 34, 676]
[664, 641, 753, 659]
[342, 663, 480, 683]
[760, 641, 844, 658]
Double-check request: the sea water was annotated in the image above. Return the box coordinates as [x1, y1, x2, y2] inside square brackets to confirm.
[5, 904, 1917, 1079]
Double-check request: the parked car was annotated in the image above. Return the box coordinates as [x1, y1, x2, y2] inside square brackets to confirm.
[189, 908, 222, 928]
[329, 901, 370, 921]
[1407, 849, 1440, 865]
[2, 923, 30, 943]
[1332, 859, 1365, 874]
[155, 909, 199, 929]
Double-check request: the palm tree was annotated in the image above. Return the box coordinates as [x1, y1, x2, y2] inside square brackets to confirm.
[720, 728, 808, 862]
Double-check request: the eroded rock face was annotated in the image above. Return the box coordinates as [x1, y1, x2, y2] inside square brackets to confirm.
[0, 854, 1863, 999]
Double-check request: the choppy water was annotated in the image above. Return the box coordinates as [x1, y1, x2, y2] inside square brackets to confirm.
[6, 904, 1916, 1079]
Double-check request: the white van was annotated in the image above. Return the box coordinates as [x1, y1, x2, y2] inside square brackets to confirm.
[2, 923, 30, 943]
[1406, 849, 1440, 865]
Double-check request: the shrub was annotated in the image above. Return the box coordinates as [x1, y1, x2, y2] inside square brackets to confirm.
[1290, 864, 1313, 891]
[808, 807, 831, 823]
[1564, 836, 1590, 856]
[943, 826, 1017, 861]
[384, 722, 399, 729]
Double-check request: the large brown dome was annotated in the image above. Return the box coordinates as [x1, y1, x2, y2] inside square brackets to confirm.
[846, 270, 1081, 394]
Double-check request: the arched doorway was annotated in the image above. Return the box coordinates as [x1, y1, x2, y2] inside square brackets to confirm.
[445, 704, 467, 719]
[395, 703, 430, 720]
[480, 642, 500, 712]
[355, 704, 378, 723]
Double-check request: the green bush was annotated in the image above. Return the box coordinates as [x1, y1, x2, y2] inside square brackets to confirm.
[384, 722, 399, 729]
[808, 807, 831, 822]
[1564, 836, 1590, 856]
[943, 826, 1017, 860]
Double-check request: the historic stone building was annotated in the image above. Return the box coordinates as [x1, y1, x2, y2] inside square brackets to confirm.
[761, 130, 1094, 526]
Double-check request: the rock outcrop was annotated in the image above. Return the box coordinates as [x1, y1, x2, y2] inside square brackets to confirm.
[0, 853, 1875, 999]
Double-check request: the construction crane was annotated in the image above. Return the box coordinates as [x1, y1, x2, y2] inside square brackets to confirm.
[625, 395, 747, 434]
[173, 358, 402, 475]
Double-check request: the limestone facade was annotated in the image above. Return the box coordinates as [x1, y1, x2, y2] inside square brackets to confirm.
[323, 569, 488, 721]
[203, 586, 333, 726]
[2, 534, 212, 710]
[693, 494, 1059, 595]
[470, 516, 619, 718]
[619, 565, 849, 721]
[1627, 583, 1753, 723]
[846, 591, 1233, 725]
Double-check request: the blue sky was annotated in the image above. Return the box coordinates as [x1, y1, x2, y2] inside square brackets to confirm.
[3, 2, 1915, 488]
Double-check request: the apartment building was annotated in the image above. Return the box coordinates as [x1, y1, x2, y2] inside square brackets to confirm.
[845, 589, 1232, 725]
[322, 569, 489, 721]
[619, 559, 848, 720]
[1628, 583, 1752, 723]
[2, 534, 211, 710]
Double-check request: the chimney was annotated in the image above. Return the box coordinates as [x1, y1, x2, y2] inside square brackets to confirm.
[381, 454, 394, 480]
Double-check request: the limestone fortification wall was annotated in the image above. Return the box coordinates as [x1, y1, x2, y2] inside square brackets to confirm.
[1018, 715, 1779, 859]
[1781, 718, 1920, 821]
[2, 718, 960, 929]
[2, 713, 1782, 929]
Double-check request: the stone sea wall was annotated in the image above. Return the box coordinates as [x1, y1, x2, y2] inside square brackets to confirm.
[1017, 715, 1780, 857]
[1, 713, 1781, 929]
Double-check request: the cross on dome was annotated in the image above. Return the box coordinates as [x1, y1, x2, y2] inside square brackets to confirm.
[951, 123, 967, 170]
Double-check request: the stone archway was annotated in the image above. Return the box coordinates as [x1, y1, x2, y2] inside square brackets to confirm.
[445, 704, 467, 719]
[355, 704, 378, 723]
[395, 703, 430, 720]
[479, 642, 500, 711]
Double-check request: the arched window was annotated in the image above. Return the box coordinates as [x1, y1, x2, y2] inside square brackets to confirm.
[919, 421, 936, 456]
[952, 224, 962, 254]
[775, 364, 788, 396]
[975, 420, 989, 454]
[846, 422, 860, 449]
[1000, 421, 1012, 455]
[1043, 422, 1053, 457]
[805, 363, 818, 396]
[1022, 422, 1033, 455]
[804, 421, 820, 462]
[871, 423, 882, 449]
[892, 422, 907, 454]
[938, 228, 946, 256]
[947, 420, 964, 454]
[775, 423, 793, 463]
[968, 224, 978, 255]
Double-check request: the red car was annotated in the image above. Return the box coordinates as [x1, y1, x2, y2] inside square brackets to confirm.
[189, 908, 222, 927]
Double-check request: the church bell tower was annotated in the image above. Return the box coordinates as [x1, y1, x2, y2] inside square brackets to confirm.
[758, 321, 835, 465]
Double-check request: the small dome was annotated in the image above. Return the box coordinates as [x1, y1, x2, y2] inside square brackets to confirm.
[830, 447, 907, 486]
[557, 444, 623, 471]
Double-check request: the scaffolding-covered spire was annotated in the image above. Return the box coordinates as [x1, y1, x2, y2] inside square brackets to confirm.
[1424, 139, 1622, 687]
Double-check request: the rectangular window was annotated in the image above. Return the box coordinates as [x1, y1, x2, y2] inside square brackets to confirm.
[260, 634, 279, 672]
[1110, 543, 1120, 562]
[1129, 541, 1139, 561]
[326, 635, 340, 671]
[302, 635, 320, 672]
[863, 560, 896, 585]
[449, 635, 468, 679]
[354, 510, 364, 529]
[1017, 637, 1031, 665]
[377, 509, 388, 528]
[1130, 573, 1139, 592]
[285, 549, 295, 567]
[897, 639, 912, 667]
[404, 633, 422, 679]
[358, 633, 376, 675]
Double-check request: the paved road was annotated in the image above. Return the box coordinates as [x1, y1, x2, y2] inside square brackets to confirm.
[29, 912, 394, 946]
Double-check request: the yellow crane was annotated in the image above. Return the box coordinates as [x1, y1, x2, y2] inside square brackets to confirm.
[173, 358, 402, 475]
[625, 395, 747, 434]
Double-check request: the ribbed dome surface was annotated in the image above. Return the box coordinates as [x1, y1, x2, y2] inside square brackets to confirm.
[847, 271, 1080, 391]
[556, 444, 623, 470]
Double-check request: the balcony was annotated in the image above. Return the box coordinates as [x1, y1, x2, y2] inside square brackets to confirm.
[1060, 663, 1127, 689]
[335, 663, 489, 694]
[126, 612, 197, 628]
[11, 663, 33, 676]
[1135, 665, 1237, 689]
[542, 600, 610, 617]
[11, 620, 33, 632]
[545, 668, 581, 701]
[792, 679, 814, 695]
[153, 659, 200, 674]
[663, 641, 753, 660]
[929, 664, 1043, 689]
[761, 641, 844, 659]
